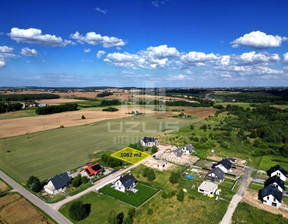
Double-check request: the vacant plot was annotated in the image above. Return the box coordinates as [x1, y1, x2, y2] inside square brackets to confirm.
[258, 155, 288, 171]
[0, 193, 53, 224]
[111, 147, 151, 164]
[0, 115, 191, 183]
[0, 106, 135, 138]
[232, 202, 288, 224]
[37, 98, 85, 105]
[60, 192, 132, 224]
[0, 179, 11, 193]
[99, 183, 159, 207]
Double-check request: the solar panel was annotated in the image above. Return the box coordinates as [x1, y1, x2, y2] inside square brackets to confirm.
[91, 164, 101, 171]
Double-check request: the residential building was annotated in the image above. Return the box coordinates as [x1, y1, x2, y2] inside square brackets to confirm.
[264, 176, 286, 192]
[181, 144, 194, 154]
[198, 181, 218, 196]
[113, 173, 138, 193]
[206, 167, 225, 183]
[140, 137, 158, 147]
[81, 163, 104, 178]
[44, 172, 70, 195]
[259, 185, 283, 208]
[267, 165, 288, 182]
[212, 158, 232, 173]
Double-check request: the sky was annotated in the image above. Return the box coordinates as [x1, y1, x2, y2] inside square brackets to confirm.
[1, 0, 288, 88]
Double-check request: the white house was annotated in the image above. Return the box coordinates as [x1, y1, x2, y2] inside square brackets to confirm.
[181, 144, 194, 154]
[44, 172, 70, 195]
[212, 159, 232, 173]
[198, 181, 218, 196]
[154, 160, 168, 170]
[267, 165, 288, 182]
[113, 173, 138, 193]
[140, 137, 158, 147]
[264, 176, 286, 192]
[260, 185, 282, 208]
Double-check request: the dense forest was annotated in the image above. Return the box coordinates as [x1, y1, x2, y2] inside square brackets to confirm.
[35, 103, 78, 115]
[0, 94, 60, 101]
[0, 102, 23, 113]
[100, 99, 121, 106]
[97, 91, 113, 97]
[166, 99, 214, 107]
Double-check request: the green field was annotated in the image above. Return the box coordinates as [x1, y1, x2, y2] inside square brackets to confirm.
[258, 155, 288, 171]
[232, 202, 288, 224]
[0, 108, 37, 120]
[111, 147, 151, 164]
[59, 192, 132, 224]
[99, 183, 159, 207]
[0, 115, 191, 183]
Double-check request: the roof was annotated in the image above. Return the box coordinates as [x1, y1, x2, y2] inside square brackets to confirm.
[264, 176, 286, 191]
[183, 144, 194, 153]
[260, 185, 283, 203]
[50, 173, 70, 190]
[84, 163, 103, 176]
[119, 173, 137, 189]
[142, 137, 157, 143]
[207, 167, 225, 180]
[198, 181, 218, 192]
[174, 148, 183, 157]
[212, 159, 232, 170]
[267, 165, 288, 177]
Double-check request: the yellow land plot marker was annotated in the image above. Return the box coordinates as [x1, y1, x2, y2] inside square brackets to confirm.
[111, 147, 151, 164]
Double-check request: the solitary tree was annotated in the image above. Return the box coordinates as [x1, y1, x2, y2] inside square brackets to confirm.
[116, 212, 124, 224]
[69, 201, 88, 221]
[169, 172, 180, 184]
[81, 115, 86, 119]
[26, 176, 42, 192]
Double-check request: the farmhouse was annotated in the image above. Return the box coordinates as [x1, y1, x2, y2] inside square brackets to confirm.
[260, 185, 283, 208]
[181, 144, 194, 154]
[113, 173, 138, 193]
[81, 163, 104, 178]
[140, 137, 158, 147]
[44, 172, 70, 195]
[264, 176, 286, 192]
[198, 181, 218, 196]
[206, 167, 225, 183]
[267, 165, 288, 182]
[212, 159, 232, 173]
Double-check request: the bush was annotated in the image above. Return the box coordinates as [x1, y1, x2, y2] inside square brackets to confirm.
[123, 216, 133, 224]
[69, 201, 89, 221]
[147, 169, 156, 181]
[169, 172, 181, 184]
[72, 175, 82, 188]
[26, 176, 42, 192]
[116, 212, 124, 224]
[151, 146, 158, 154]
[147, 208, 153, 215]
[102, 107, 119, 112]
[177, 189, 184, 201]
[81, 115, 86, 119]
[81, 176, 89, 184]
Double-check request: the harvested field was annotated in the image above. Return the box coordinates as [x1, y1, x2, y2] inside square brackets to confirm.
[0, 193, 53, 224]
[0, 179, 10, 193]
[37, 98, 85, 105]
[0, 106, 137, 138]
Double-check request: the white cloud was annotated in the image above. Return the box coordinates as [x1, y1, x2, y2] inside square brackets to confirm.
[97, 50, 106, 58]
[84, 48, 91, 53]
[284, 52, 288, 63]
[152, 0, 167, 7]
[0, 46, 14, 53]
[70, 31, 126, 48]
[9, 27, 74, 47]
[0, 58, 5, 68]
[231, 31, 287, 49]
[95, 7, 108, 14]
[181, 51, 218, 65]
[21, 47, 40, 57]
[238, 51, 280, 65]
[219, 55, 230, 66]
[104, 45, 180, 69]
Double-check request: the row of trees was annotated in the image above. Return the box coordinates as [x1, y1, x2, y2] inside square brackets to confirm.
[0, 93, 60, 101]
[166, 99, 214, 107]
[101, 154, 124, 167]
[103, 107, 119, 112]
[100, 99, 121, 106]
[97, 91, 113, 97]
[0, 102, 22, 113]
[35, 103, 78, 115]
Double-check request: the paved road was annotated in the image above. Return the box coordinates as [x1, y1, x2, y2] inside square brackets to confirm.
[51, 155, 152, 210]
[0, 170, 72, 224]
[219, 167, 255, 224]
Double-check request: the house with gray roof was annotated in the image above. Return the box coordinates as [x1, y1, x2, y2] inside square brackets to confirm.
[44, 172, 70, 195]
[259, 185, 283, 208]
[264, 176, 286, 192]
[140, 137, 158, 147]
[181, 144, 194, 154]
[206, 167, 225, 183]
[113, 172, 138, 193]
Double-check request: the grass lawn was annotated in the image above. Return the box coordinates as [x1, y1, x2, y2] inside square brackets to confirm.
[219, 178, 235, 190]
[99, 183, 159, 207]
[0, 115, 191, 183]
[232, 202, 288, 224]
[0, 108, 37, 120]
[59, 192, 132, 224]
[250, 182, 264, 191]
[111, 147, 150, 164]
[258, 155, 288, 171]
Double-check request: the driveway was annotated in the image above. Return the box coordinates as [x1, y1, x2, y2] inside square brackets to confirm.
[219, 166, 255, 224]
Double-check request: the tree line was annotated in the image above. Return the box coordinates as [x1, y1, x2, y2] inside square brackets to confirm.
[0, 102, 23, 113]
[100, 99, 121, 106]
[0, 93, 60, 101]
[97, 91, 114, 97]
[35, 103, 78, 115]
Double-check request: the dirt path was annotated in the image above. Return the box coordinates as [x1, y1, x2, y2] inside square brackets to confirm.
[220, 167, 255, 224]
